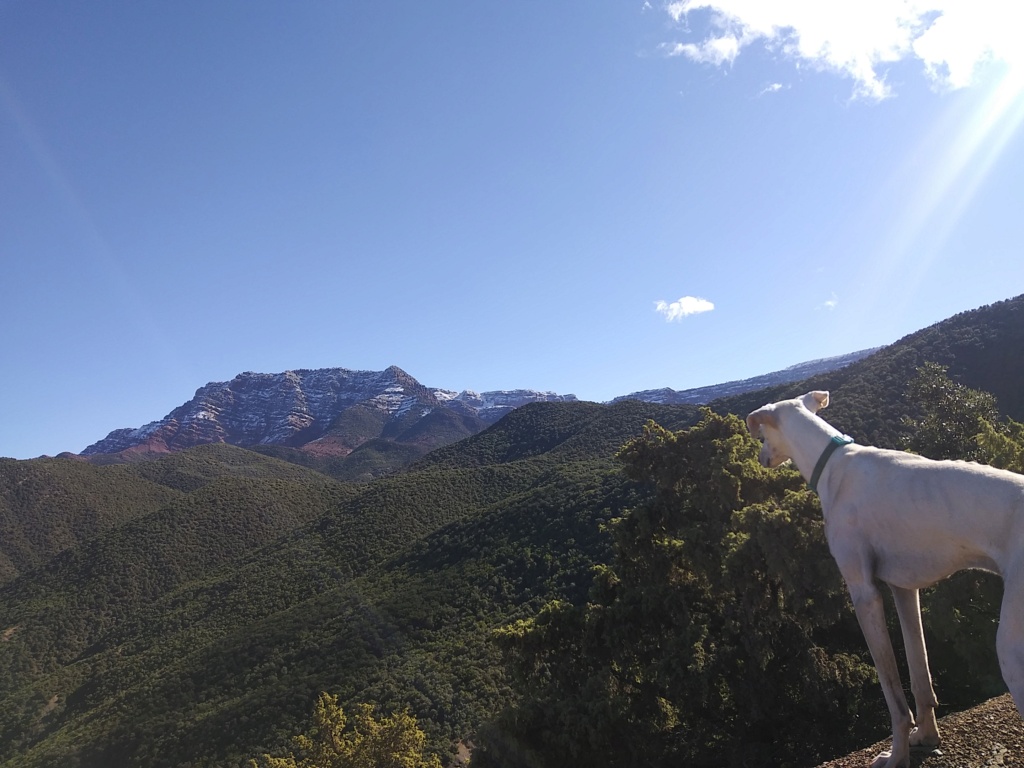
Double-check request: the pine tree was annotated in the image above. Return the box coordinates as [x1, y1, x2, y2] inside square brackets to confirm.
[252, 693, 442, 768]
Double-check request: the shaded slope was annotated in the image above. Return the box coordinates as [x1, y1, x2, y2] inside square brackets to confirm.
[0, 457, 179, 585]
[249, 407, 490, 482]
[0, 444, 341, 587]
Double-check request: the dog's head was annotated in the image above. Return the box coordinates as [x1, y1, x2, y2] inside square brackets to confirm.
[746, 391, 829, 468]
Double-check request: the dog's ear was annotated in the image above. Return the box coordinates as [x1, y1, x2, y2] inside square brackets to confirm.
[746, 407, 776, 437]
[801, 391, 830, 413]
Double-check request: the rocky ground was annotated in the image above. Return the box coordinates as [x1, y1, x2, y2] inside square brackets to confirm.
[817, 694, 1023, 767]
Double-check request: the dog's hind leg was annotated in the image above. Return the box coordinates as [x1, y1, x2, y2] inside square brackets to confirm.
[890, 586, 940, 748]
[997, 575, 1024, 713]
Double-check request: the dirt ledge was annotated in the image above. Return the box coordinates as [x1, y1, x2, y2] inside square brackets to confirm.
[817, 694, 1023, 768]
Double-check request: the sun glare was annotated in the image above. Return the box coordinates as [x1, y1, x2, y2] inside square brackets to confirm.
[861, 57, 1024, 300]
[938, 62, 1024, 230]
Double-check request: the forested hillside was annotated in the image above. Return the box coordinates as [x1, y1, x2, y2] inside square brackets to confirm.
[0, 445, 334, 586]
[0, 400, 700, 766]
[1, 294, 1023, 767]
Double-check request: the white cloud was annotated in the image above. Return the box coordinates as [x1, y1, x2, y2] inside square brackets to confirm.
[663, 34, 742, 66]
[655, 295, 715, 320]
[759, 81, 785, 96]
[662, 1, 1024, 99]
[818, 292, 839, 311]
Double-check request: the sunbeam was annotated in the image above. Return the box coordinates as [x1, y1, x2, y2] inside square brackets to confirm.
[858, 59, 1024, 306]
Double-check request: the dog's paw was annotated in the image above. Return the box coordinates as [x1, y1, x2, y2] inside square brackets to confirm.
[909, 723, 940, 750]
[870, 749, 910, 768]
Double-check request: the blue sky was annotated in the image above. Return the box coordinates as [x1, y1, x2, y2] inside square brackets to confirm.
[2, 1, 1023, 459]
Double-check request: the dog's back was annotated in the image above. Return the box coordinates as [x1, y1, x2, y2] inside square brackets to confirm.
[824, 445, 1024, 588]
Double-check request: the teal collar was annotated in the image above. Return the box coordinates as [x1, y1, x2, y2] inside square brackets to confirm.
[808, 435, 854, 494]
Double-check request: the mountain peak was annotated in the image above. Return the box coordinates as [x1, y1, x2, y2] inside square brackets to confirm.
[80, 366, 570, 459]
[383, 364, 413, 379]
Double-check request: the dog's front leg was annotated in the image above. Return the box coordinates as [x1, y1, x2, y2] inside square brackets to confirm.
[848, 579, 915, 768]
[890, 585, 940, 749]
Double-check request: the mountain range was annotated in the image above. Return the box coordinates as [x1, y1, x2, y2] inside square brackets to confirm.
[78, 349, 876, 472]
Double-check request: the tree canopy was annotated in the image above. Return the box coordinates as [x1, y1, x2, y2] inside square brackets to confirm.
[252, 693, 442, 768]
[477, 409, 878, 768]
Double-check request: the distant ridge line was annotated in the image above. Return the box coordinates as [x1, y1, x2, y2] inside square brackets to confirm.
[611, 348, 881, 406]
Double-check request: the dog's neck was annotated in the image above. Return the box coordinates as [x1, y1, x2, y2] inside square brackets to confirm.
[777, 406, 849, 495]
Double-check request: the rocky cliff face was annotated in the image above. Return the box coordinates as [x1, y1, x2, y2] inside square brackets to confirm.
[81, 366, 578, 458]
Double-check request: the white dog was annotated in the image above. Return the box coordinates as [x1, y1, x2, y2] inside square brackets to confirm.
[747, 391, 1024, 768]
